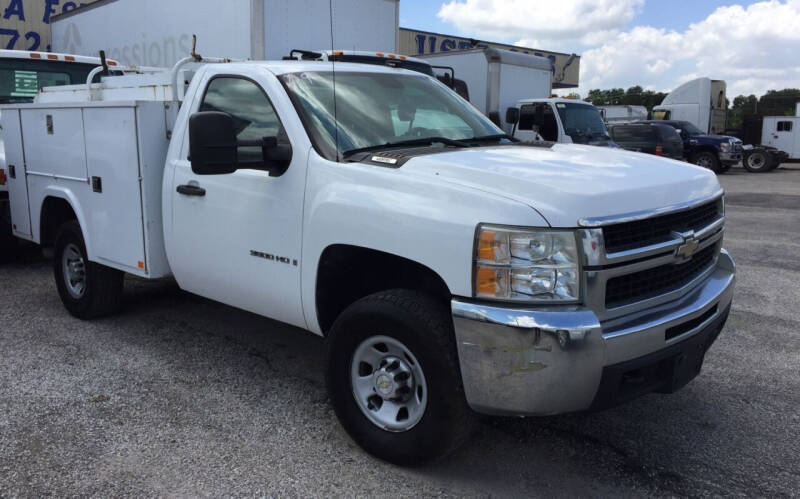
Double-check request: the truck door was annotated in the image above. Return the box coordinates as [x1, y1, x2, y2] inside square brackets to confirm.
[515, 103, 560, 142]
[168, 75, 308, 329]
[1, 110, 32, 239]
[766, 119, 795, 157]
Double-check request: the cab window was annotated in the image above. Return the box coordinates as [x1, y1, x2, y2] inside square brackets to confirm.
[200, 77, 287, 161]
[519, 104, 558, 141]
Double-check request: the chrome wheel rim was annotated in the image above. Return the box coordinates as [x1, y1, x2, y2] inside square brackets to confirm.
[747, 153, 765, 169]
[62, 243, 86, 299]
[350, 335, 427, 432]
[694, 155, 713, 168]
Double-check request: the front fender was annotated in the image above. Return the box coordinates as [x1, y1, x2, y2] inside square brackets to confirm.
[300, 155, 548, 334]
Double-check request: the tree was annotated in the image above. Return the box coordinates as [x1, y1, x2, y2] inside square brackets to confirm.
[585, 86, 667, 111]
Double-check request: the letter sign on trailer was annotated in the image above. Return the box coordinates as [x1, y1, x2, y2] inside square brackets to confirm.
[0, 0, 96, 52]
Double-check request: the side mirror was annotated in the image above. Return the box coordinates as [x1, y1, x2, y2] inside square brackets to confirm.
[505, 107, 520, 125]
[189, 111, 238, 175]
[189, 111, 292, 177]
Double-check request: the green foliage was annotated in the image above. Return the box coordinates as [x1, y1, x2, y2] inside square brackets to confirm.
[728, 89, 799, 129]
[585, 86, 668, 111]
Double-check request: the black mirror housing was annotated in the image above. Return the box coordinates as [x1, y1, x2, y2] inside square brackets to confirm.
[189, 111, 239, 175]
[189, 111, 293, 177]
[505, 107, 520, 125]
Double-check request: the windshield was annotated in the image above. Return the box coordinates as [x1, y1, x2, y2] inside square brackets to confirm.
[677, 121, 704, 135]
[279, 71, 503, 160]
[0, 59, 99, 104]
[554, 102, 609, 144]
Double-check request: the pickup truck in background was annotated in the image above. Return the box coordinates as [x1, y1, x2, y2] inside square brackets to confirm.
[0, 49, 119, 262]
[635, 120, 742, 173]
[507, 98, 615, 146]
[607, 122, 684, 160]
[1, 56, 735, 464]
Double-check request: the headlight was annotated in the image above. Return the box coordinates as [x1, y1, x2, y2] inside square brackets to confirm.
[474, 225, 580, 303]
[720, 142, 731, 152]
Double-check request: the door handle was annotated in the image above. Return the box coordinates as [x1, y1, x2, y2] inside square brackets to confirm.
[176, 184, 206, 196]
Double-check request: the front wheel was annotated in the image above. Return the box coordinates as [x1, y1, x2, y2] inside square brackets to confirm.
[327, 290, 476, 465]
[690, 151, 721, 173]
[54, 220, 124, 319]
[742, 150, 774, 173]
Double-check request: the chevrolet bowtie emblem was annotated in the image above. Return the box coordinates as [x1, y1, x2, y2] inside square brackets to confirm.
[675, 233, 700, 261]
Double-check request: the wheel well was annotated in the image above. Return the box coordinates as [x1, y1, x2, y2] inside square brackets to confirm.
[40, 197, 77, 249]
[692, 146, 718, 156]
[315, 245, 451, 334]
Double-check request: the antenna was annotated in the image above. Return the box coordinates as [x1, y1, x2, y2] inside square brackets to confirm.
[330, 0, 340, 162]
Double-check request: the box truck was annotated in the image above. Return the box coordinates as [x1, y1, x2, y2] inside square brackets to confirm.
[51, 0, 400, 67]
[418, 48, 553, 131]
[2, 52, 735, 464]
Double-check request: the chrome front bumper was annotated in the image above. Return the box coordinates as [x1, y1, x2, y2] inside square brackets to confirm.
[451, 249, 735, 416]
[719, 151, 742, 163]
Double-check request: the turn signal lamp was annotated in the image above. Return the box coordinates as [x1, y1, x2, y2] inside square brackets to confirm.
[474, 225, 580, 303]
[0, 169, 6, 186]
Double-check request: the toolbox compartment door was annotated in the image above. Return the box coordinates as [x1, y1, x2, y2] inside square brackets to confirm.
[2, 109, 33, 238]
[83, 107, 146, 273]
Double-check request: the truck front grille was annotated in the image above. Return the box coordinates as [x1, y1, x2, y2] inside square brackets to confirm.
[605, 244, 717, 308]
[603, 201, 721, 253]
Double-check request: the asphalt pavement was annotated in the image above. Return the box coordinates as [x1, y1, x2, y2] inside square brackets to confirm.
[1, 165, 798, 497]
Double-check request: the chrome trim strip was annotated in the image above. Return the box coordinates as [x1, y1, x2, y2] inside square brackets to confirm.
[577, 190, 724, 228]
[26, 171, 88, 183]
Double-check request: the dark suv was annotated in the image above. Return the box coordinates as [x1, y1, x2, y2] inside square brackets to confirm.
[635, 120, 742, 173]
[608, 123, 684, 160]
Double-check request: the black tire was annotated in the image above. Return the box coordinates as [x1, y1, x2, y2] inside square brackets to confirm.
[742, 150, 773, 173]
[53, 220, 124, 319]
[690, 151, 721, 173]
[327, 289, 476, 465]
[0, 212, 18, 263]
[717, 163, 733, 173]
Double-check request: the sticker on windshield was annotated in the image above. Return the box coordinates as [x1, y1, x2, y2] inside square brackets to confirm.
[556, 103, 566, 108]
[371, 156, 398, 165]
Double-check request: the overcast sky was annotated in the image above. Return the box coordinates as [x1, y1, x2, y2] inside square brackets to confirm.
[399, 0, 800, 98]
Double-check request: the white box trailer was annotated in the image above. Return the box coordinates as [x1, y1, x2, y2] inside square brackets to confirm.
[51, 0, 399, 67]
[417, 48, 552, 132]
[597, 105, 648, 124]
[761, 116, 800, 160]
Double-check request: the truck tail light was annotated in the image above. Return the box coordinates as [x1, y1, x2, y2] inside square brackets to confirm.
[655, 144, 663, 156]
[0, 169, 6, 185]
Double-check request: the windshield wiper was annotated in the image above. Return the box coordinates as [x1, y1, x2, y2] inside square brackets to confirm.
[463, 133, 519, 143]
[342, 137, 469, 158]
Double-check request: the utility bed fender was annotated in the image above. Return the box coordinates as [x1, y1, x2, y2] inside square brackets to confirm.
[34, 186, 95, 258]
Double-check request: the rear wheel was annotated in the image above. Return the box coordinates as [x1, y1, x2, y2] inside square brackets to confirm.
[54, 220, 124, 319]
[717, 163, 733, 173]
[743, 150, 773, 173]
[327, 290, 476, 465]
[690, 151, 721, 173]
[0, 211, 18, 263]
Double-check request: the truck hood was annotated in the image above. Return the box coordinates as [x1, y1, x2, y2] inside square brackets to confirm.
[400, 144, 722, 227]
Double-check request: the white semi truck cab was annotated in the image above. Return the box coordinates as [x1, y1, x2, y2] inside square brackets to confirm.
[1, 57, 735, 464]
[506, 98, 614, 146]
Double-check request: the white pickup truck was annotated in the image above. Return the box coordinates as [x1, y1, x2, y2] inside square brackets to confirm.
[1, 56, 735, 465]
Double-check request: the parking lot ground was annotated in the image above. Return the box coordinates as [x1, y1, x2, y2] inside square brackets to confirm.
[1, 165, 799, 497]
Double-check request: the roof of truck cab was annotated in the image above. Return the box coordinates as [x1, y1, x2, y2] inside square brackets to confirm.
[0, 49, 117, 66]
[218, 60, 426, 77]
[516, 97, 595, 106]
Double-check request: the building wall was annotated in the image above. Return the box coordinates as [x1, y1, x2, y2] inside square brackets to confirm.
[399, 28, 580, 89]
[0, 0, 96, 52]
